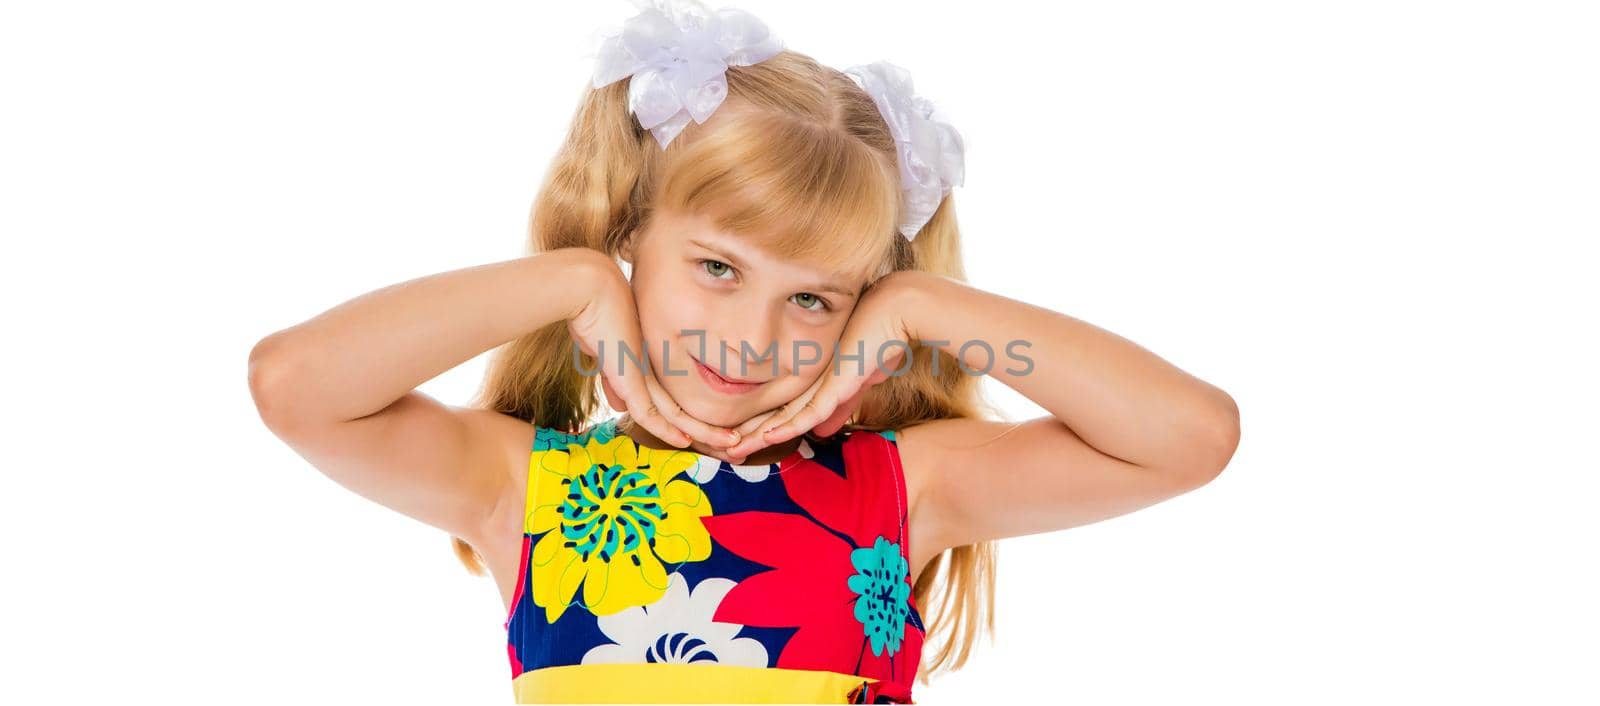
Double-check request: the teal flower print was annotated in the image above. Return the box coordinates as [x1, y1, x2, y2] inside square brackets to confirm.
[534, 418, 618, 452]
[848, 535, 911, 657]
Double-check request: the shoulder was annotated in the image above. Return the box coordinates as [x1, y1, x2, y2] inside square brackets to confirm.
[869, 416, 1015, 474]
[468, 413, 623, 563]
[463, 409, 546, 545]
[458, 407, 542, 477]
[882, 417, 1022, 527]
[895, 416, 1022, 472]
[836, 418, 1004, 508]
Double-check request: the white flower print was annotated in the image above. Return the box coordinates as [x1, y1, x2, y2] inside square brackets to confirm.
[687, 437, 815, 483]
[581, 572, 769, 666]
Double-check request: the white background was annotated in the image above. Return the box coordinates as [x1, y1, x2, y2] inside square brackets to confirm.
[3, 0, 1596, 703]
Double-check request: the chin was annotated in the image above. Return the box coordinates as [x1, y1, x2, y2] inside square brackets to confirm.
[683, 400, 755, 429]
[655, 381, 735, 424]
[685, 393, 782, 429]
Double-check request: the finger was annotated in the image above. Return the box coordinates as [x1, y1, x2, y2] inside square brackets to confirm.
[604, 347, 692, 447]
[615, 372, 690, 447]
[867, 349, 905, 385]
[570, 316, 627, 413]
[643, 373, 740, 448]
[813, 351, 897, 436]
[735, 410, 777, 437]
[725, 411, 779, 463]
[734, 408, 782, 442]
[814, 387, 865, 437]
[569, 320, 608, 364]
[600, 371, 627, 413]
[724, 389, 811, 458]
[708, 408, 781, 464]
[713, 405, 787, 464]
[809, 345, 903, 437]
[760, 375, 860, 446]
[725, 378, 823, 458]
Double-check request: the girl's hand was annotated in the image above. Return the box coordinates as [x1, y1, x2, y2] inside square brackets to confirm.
[720, 272, 924, 460]
[715, 407, 786, 464]
[567, 257, 741, 449]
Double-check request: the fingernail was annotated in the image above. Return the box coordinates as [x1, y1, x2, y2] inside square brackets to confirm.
[727, 430, 741, 443]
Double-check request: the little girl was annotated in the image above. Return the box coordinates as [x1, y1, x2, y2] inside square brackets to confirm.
[249, 1, 1239, 702]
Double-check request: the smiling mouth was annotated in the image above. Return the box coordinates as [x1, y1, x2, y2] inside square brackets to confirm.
[690, 355, 767, 385]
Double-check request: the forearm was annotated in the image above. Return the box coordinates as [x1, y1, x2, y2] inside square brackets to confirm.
[902, 272, 1238, 473]
[250, 247, 604, 425]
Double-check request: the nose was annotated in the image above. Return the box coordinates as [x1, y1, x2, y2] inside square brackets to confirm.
[718, 305, 781, 379]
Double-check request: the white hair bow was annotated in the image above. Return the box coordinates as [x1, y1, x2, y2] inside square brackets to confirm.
[844, 61, 966, 241]
[588, 0, 784, 149]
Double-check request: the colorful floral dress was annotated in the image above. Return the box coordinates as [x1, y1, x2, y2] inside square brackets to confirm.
[504, 415, 925, 703]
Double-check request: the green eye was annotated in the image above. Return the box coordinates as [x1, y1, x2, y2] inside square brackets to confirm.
[701, 260, 733, 279]
[792, 293, 829, 312]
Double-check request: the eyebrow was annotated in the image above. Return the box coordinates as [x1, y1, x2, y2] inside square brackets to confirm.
[689, 238, 860, 298]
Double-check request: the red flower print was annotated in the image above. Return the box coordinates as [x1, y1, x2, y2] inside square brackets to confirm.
[701, 431, 923, 691]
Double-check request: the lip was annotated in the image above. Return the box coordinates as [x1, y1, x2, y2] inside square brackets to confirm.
[691, 355, 766, 394]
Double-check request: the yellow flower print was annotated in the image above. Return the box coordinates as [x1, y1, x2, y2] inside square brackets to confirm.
[526, 434, 713, 623]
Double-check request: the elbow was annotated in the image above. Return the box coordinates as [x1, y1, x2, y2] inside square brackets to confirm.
[1162, 388, 1239, 487]
[248, 333, 304, 433]
[1190, 390, 1240, 484]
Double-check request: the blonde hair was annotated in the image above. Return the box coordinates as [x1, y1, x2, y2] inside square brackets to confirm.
[456, 50, 1004, 685]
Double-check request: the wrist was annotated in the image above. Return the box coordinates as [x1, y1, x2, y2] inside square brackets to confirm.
[542, 247, 626, 321]
[875, 269, 943, 341]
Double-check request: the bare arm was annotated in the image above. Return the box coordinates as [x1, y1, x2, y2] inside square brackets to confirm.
[893, 271, 1240, 552]
[246, 248, 609, 547]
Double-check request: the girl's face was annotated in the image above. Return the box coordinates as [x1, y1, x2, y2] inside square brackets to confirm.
[623, 207, 870, 429]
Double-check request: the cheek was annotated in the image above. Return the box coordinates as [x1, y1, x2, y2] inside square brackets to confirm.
[756, 377, 803, 408]
[783, 326, 847, 374]
[632, 284, 695, 338]
[768, 359, 825, 397]
[639, 303, 716, 374]
[629, 294, 680, 371]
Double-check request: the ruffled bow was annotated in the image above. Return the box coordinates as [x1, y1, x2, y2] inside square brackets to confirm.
[843, 61, 966, 241]
[590, 0, 784, 148]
